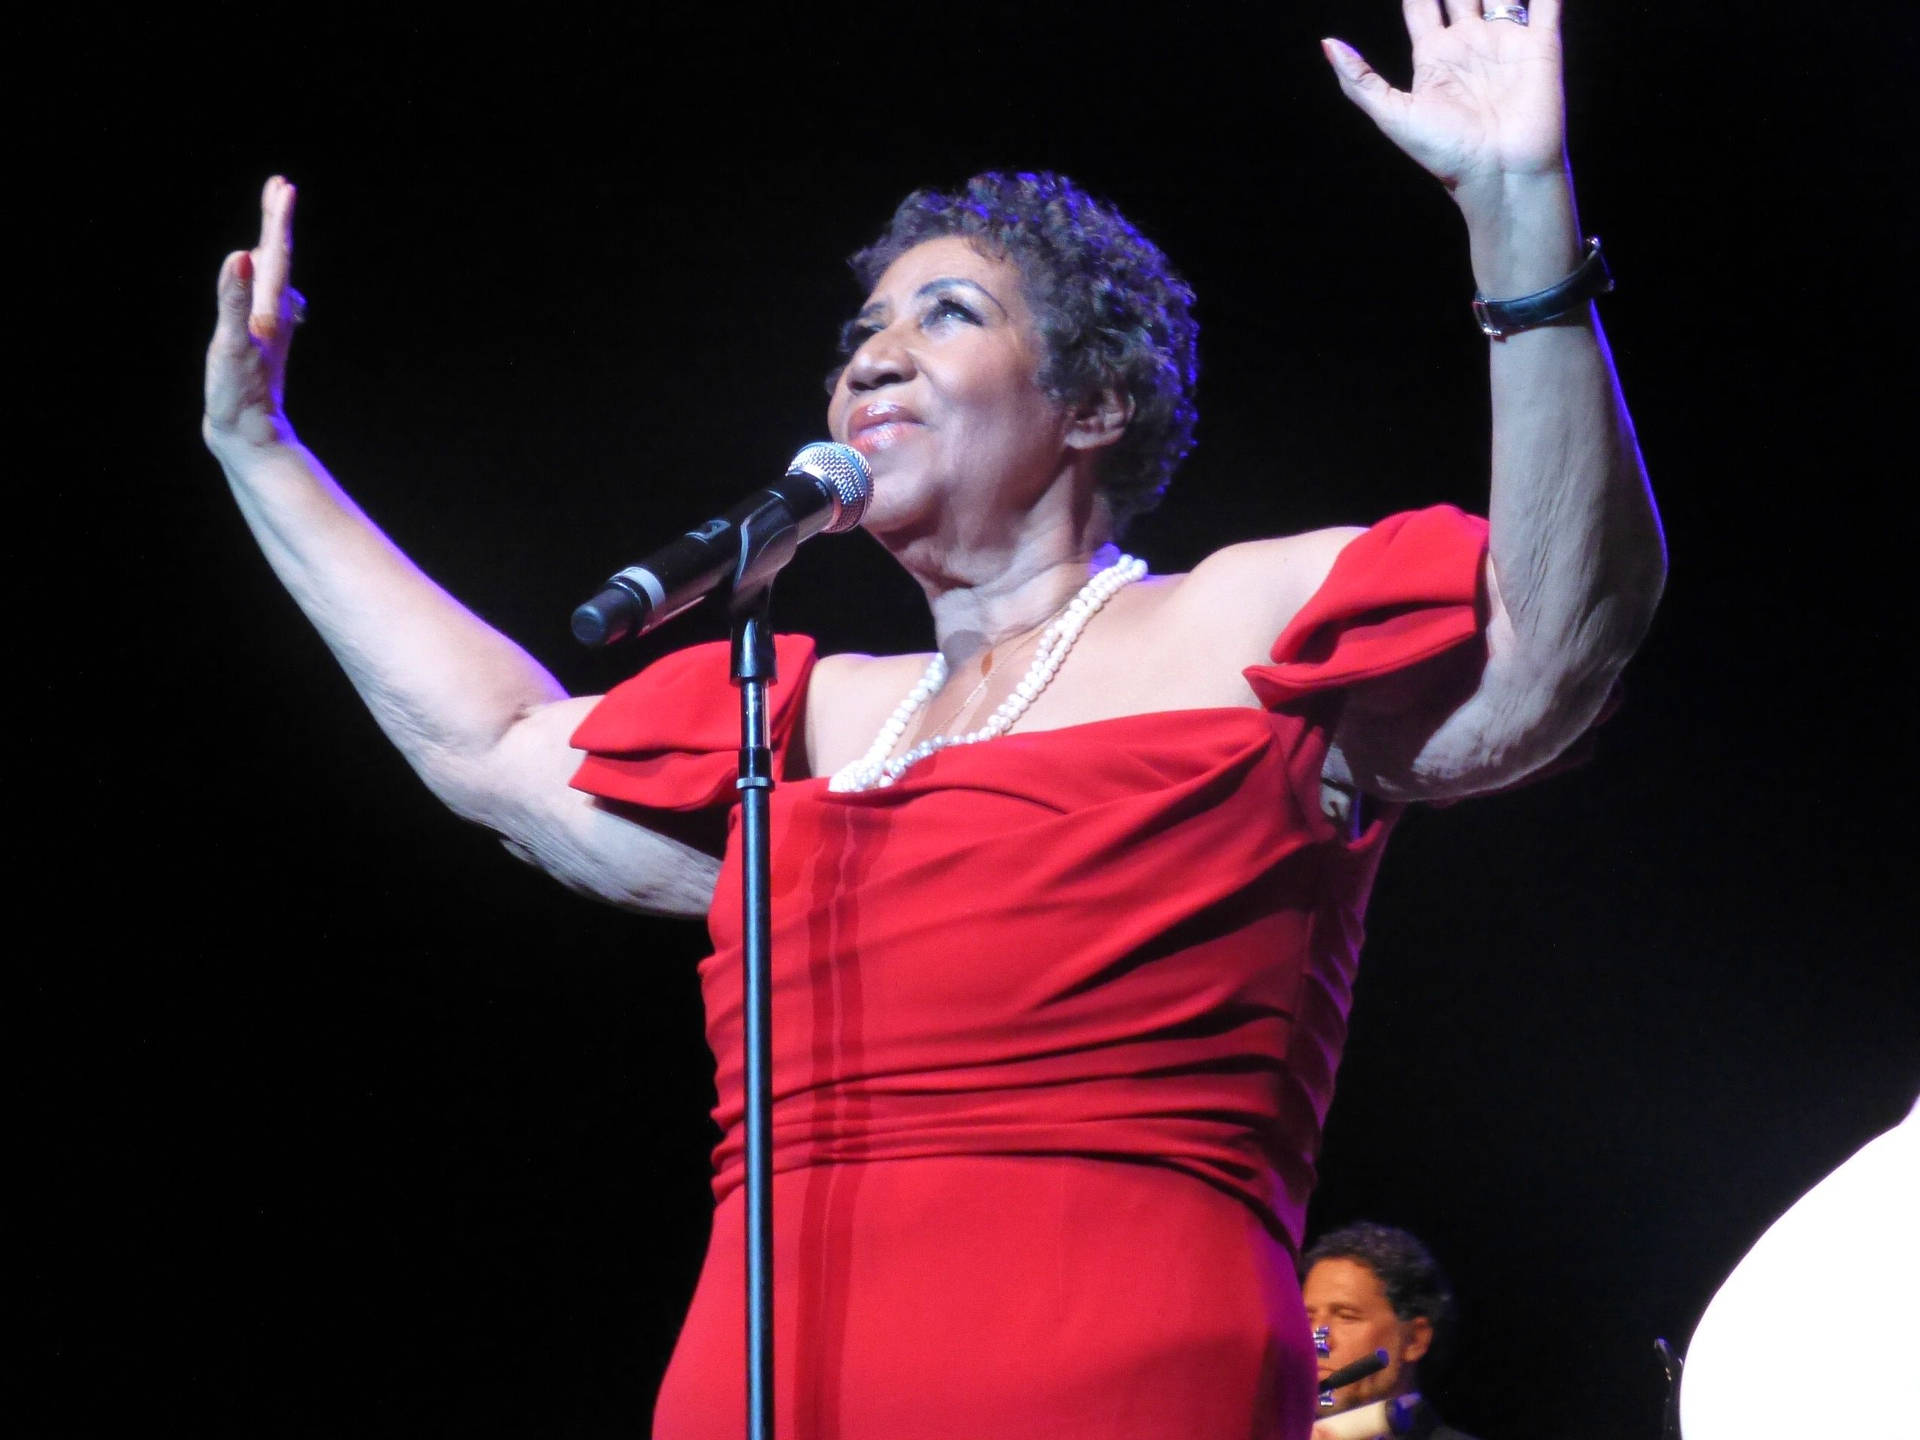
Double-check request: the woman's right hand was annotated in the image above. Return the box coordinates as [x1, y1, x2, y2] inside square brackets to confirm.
[203, 176, 301, 461]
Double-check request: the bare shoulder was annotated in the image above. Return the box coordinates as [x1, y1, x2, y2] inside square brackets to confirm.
[1155, 527, 1367, 658]
[808, 649, 930, 712]
[1179, 528, 1366, 614]
[803, 648, 934, 777]
[1023, 526, 1373, 718]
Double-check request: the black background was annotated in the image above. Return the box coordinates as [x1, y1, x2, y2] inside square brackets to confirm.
[32, 7, 1916, 1438]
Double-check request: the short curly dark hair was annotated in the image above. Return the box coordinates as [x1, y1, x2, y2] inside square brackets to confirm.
[1303, 1222, 1459, 1369]
[845, 171, 1199, 535]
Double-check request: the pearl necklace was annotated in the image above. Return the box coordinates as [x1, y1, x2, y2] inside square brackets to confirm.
[828, 553, 1148, 793]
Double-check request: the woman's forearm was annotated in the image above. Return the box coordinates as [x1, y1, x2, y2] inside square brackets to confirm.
[1461, 170, 1667, 696]
[213, 434, 570, 820]
[1315, 16, 1668, 795]
[200, 185, 720, 919]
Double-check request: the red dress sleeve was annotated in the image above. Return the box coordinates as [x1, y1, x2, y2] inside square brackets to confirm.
[1242, 505, 1489, 709]
[568, 634, 819, 814]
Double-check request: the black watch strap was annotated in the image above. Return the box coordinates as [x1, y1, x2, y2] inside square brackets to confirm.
[1472, 236, 1613, 340]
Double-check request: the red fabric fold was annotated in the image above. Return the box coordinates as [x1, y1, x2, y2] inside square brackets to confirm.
[567, 633, 818, 813]
[1244, 504, 1489, 708]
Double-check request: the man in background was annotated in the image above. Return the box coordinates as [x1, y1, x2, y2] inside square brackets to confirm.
[1302, 1222, 1480, 1440]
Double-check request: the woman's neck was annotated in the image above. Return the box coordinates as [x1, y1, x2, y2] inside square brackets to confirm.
[924, 546, 1120, 670]
[866, 451, 1125, 667]
[883, 490, 1118, 668]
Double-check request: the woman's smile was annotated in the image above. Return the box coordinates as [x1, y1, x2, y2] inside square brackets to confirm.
[847, 400, 925, 457]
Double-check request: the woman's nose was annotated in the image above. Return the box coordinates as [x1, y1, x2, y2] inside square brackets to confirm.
[843, 324, 914, 393]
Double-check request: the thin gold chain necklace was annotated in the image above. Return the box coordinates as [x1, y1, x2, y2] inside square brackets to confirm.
[827, 553, 1148, 793]
[908, 598, 1074, 747]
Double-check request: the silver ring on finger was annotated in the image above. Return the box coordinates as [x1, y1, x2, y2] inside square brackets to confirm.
[1483, 3, 1529, 22]
[288, 287, 309, 326]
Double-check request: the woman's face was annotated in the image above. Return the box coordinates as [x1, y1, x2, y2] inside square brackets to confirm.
[828, 235, 1076, 542]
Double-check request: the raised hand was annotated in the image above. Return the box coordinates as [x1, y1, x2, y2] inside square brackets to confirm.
[1322, 2, 1567, 207]
[204, 176, 303, 456]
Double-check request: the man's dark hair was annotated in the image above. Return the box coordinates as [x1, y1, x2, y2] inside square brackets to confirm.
[845, 171, 1199, 536]
[1304, 1221, 1459, 1367]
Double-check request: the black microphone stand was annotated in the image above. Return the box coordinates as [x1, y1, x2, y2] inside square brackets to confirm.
[578, 452, 864, 1440]
[731, 582, 777, 1440]
[724, 499, 808, 1440]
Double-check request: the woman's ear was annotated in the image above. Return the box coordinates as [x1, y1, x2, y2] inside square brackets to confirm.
[1065, 386, 1134, 452]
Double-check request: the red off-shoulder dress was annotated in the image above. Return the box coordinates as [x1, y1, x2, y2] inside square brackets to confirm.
[569, 508, 1488, 1440]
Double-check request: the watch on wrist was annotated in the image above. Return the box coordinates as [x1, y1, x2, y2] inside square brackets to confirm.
[1472, 236, 1613, 340]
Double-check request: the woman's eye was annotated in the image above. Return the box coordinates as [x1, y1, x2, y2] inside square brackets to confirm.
[838, 320, 878, 356]
[928, 297, 978, 325]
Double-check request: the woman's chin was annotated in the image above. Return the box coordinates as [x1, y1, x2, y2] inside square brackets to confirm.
[860, 474, 933, 537]
[858, 499, 913, 540]
[857, 486, 937, 544]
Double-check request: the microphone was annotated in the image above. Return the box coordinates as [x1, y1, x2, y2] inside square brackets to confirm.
[571, 441, 872, 646]
[1318, 1350, 1390, 1394]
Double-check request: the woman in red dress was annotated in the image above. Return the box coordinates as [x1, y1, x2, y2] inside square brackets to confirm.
[203, 6, 1663, 1436]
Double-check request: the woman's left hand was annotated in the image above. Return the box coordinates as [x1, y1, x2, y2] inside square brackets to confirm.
[1322, 1, 1567, 209]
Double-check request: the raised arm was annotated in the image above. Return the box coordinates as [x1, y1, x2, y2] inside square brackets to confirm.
[1320, 1, 1667, 800]
[203, 178, 718, 917]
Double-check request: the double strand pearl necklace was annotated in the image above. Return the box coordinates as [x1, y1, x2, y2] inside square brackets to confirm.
[828, 552, 1148, 793]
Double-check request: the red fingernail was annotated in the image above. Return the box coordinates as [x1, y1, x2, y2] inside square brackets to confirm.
[237, 251, 254, 282]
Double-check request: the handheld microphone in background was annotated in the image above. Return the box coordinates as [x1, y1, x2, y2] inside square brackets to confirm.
[1318, 1349, 1390, 1394]
[1314, 1352, 1403, 1435]
[571, 441, 872, 646]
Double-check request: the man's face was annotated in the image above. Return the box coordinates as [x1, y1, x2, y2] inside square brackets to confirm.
[1301, 1257, 1433, 1414]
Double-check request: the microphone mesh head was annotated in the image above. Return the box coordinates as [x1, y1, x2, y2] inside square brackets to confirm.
[787, 442, 872, 533]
